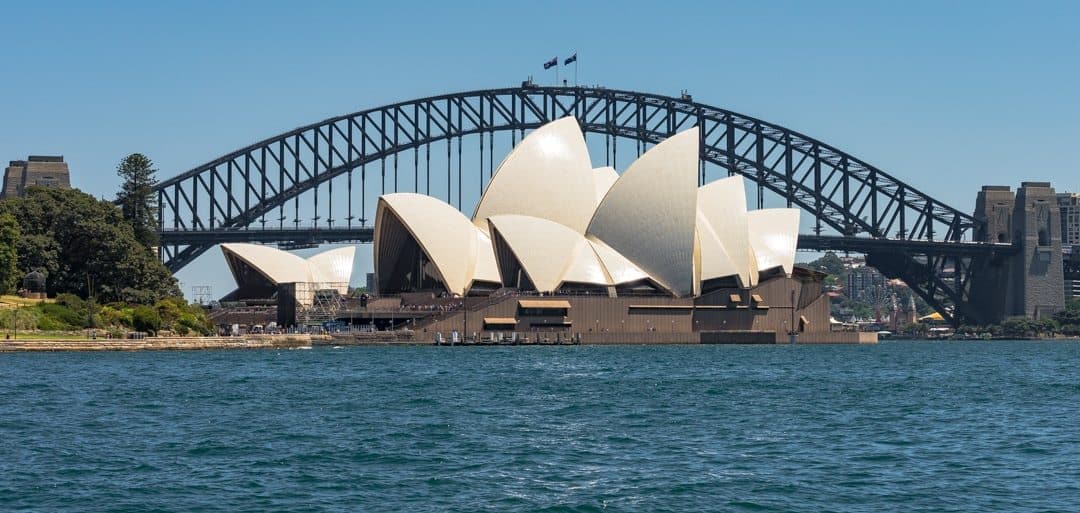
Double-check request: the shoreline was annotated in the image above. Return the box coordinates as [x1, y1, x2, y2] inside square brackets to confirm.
[4, 332, 1074, 352]
[0, 331, 874, 352]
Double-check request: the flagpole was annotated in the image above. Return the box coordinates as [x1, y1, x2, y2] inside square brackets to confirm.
[555, 63, 559, 86]
[574, 55, 578, 86]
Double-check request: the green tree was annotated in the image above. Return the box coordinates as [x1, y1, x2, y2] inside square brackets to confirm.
[1053, 300, 1080, 327]
[115, 153, 159, 248]
[0, 187, 179, 302]
[131, 305, 162, 334]
[0, 213, 20, 293]
[808, 251, 846, 276]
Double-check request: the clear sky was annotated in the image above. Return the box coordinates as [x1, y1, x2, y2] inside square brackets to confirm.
[2, 0, 1078, 298]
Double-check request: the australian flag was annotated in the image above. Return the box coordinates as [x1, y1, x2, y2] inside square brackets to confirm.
[564, 53, 577, 65]
[543, 57, 558, 69]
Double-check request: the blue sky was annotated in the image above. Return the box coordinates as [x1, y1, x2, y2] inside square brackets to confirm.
[2, 1, 1078, 298]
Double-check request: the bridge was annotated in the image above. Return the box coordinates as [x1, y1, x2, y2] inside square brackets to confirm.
[151, 84, 1057, 326]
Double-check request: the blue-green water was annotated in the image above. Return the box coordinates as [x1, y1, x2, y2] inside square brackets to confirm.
[1, 341, 1078, 512]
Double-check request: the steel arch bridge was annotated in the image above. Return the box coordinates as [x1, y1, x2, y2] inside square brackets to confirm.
[152, 85, 1012, 325]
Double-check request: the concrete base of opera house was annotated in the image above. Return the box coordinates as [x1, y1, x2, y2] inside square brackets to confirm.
[380, 273, 877, 345]
[577, 331, 876, 344]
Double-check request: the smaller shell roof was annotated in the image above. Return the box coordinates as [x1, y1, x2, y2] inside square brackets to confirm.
[697, 175, 758, 288]
[586, 238, 649, 285]
[307, 246, 357, 283]
[591, 166, 620, 204]
[488, 214, 610, 292]
[221, 243, 356, 286]
[747, 209, 800, 275]
[221, 243, 311, 284]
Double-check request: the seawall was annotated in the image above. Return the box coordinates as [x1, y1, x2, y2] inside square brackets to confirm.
[0, 335, 324, 352]
[0, 330, 875, 352]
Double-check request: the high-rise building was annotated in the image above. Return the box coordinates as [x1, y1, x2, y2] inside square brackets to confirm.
[1059, 192, 1080, 246]
[2, 156, 71, 199]
[846, 266, 887, 301]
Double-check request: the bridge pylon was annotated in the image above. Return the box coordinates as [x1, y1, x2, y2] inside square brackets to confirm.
[969, 182, 1065, 323]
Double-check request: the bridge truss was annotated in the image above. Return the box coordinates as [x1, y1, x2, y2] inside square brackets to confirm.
[153, 85, 1005, 325]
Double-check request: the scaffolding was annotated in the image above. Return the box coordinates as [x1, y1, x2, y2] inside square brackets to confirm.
[297, 286, 346, 326]
[191, 285, 213, 305]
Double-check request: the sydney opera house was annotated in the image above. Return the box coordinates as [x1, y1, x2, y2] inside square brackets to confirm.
[220, 243, 356, 325]
[370, 117, 855, 343]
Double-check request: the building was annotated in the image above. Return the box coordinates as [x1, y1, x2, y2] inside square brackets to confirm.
[1066, 246, 1080, 301]
[369, 117, 870, 343]
[219, 243, 356, 326]
[1059, 193, 1080, 246]
[2, 156, 71, 199]
[846, 266, 887, 301]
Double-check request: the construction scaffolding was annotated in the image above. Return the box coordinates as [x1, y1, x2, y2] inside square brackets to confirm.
[298, 287, 346, 326]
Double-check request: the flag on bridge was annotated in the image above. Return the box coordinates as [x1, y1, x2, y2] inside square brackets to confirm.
[543, 57, 558, 69]
[564, 53, 577, 65]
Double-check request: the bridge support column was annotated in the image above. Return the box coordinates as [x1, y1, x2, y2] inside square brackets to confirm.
[970, 182, 1065, 323]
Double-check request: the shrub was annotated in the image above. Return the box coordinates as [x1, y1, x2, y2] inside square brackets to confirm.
[131, 305, 161, 334]
[37, 303, 84, 329]
[36, 315, 69, 331]
[176, 311, 212, 336]
[0, 308, 41, 331]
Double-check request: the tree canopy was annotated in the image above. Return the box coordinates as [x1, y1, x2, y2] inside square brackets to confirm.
[116, 153, 159, 248]
[0, 212, 20, 293]
[0, 186, 179, 303]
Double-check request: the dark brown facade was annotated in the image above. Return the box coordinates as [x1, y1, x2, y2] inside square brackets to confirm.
[393, 269, 872, 344]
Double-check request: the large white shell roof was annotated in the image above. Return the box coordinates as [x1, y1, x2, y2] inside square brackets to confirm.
[372, 117, 801, 297]
[472, 117, 597, 234]
[376, 193, 498, 296]
[587, 127, 700, 297]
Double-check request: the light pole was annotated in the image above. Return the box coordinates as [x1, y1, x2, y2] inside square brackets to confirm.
[789, 289, 798, 345]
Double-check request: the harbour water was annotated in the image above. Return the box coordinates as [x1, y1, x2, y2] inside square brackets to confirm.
[1, 341, 1078, 512]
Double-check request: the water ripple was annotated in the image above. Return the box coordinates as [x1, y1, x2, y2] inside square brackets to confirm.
[1, 341, 1079, 512]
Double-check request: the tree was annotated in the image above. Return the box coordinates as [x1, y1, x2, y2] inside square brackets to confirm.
[116, 153, 159, 248]
[131, 305, 162, 334]
[0, 213, 20, 293]
[808, 251, 846, 276]
[1053, 300, 1080, 328]
[0, 187, 179, 303]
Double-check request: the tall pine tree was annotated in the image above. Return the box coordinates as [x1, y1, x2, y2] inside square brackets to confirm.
[116, 153, 159, 248]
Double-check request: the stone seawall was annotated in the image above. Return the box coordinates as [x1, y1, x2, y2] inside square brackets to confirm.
[0, 335, 324, 352]
[0, 330, 875, 352]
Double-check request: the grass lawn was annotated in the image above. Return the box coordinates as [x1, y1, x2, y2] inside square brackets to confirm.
[0, 295, 55, 309]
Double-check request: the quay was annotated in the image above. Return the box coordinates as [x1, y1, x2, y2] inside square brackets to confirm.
[0, 328, 875, 352]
